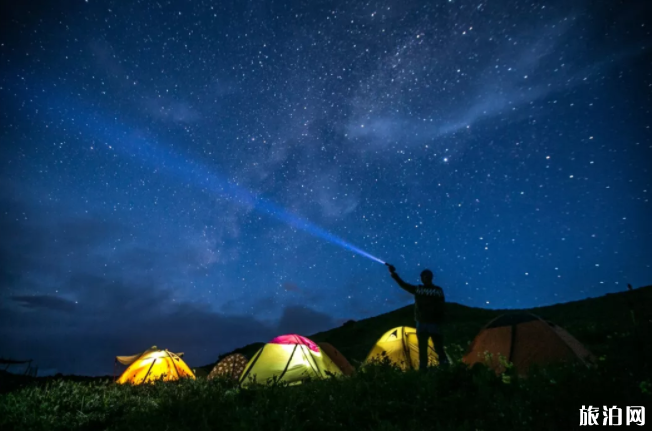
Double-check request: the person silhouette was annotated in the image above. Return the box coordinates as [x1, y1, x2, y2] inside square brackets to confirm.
[386, 263, 449, 370]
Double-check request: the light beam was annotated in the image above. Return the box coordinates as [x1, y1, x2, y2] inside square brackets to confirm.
[47, 96, 385, 265]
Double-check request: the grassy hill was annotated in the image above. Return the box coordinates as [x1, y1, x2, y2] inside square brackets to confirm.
[198, 285, 652, 375]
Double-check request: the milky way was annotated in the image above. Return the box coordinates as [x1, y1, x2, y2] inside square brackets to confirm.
[1, 0, 650, 375]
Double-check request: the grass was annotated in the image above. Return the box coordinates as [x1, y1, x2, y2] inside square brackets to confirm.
[1, 286, 650, 430]
[1, 355, 650, 431]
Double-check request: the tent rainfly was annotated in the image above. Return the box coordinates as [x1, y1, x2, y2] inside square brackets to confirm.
[318, 342, 355, 376]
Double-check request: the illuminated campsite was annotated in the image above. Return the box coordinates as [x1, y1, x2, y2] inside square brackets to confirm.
[3, 288, 650, 430]
[1, 0, 651, 430]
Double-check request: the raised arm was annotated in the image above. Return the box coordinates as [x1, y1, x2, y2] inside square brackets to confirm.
[386, 263, 416, 295]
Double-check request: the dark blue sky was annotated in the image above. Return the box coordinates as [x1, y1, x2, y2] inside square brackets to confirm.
[1, 0, 650, 375]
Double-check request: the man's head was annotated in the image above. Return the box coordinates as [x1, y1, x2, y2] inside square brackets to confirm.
[420, 269, 433, 285]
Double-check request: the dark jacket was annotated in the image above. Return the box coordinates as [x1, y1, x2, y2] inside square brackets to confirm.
[391, 273, 445, 324]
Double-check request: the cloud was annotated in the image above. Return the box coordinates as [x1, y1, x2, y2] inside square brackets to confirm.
[276, 305, 338, 336]
[0, 188, 340, 375]
[211, 77, 240, 97]
[0, 186, 243, 298]
[280, 166, 360, 221]
[345, 116, 411, 145]
[0, 299, 277, 375]
[143, 97, 201, 123]
[0, 289, 339, 375]
[282, 282, 301, 292]
[317, 192, 358, 220]
[0, 255, 280, 376]
[89, 39, 124, 79]
[90, 38, 201, 125]
[11, 295, 77, 313]
[343, 10, 629, 150]
[56, 217, 129, 248]
[0, 193, 129, 296]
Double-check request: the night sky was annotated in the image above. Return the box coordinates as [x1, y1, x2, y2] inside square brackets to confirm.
[1, 0, 650, 376]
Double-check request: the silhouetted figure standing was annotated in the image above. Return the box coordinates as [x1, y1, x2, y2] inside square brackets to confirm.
[386, 263, 449, 371]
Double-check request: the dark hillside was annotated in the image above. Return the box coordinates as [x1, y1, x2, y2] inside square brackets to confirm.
[199, 285, 652, 373]
[308, 301, 501, 364]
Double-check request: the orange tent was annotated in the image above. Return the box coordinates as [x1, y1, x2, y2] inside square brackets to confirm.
[318, 342, 355, 376]
[116, 346, 195, 384]
[208, 353, 248, 380]
[463, 313, 595, 375]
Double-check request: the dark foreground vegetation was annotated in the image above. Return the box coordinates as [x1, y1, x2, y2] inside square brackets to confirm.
[1, 286, 650, 430]
[1, 356, 650, 431]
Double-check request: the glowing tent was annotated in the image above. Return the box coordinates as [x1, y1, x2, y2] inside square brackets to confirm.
[208, 353, 248, 380]
[364, 326, 441, 370]
[318, 342, 355, 376]
[116, 346, 195, 384]
[239, 334, 343, 387]
[462, 313, 595, 375]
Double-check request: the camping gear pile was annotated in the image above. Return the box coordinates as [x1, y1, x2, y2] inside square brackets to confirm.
[115, 313, 595, 386]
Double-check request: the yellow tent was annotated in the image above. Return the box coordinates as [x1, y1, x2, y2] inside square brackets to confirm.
[364, 326, 440, 370]
[116, 346, 196, 384]
[239, 334, 343, 387]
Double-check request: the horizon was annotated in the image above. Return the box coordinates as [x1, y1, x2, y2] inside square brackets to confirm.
[3, 283, 649, 377]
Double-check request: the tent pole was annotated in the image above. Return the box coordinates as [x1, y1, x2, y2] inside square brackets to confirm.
[142, 358, 157, 383]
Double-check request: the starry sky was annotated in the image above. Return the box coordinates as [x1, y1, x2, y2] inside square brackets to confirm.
[1, 0, 650, 375]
